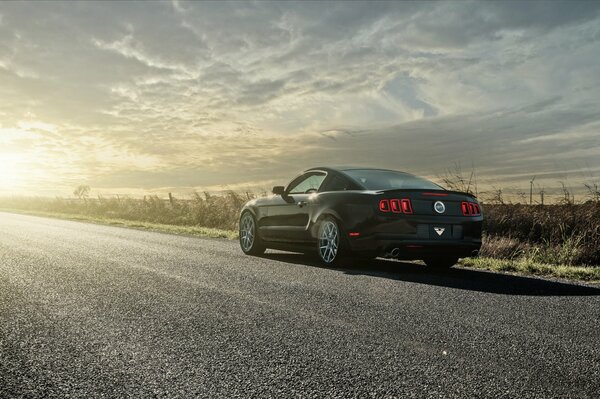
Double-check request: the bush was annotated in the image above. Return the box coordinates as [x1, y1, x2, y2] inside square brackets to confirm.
[0, 191, 249, 231]
[482, 203, 600, 265]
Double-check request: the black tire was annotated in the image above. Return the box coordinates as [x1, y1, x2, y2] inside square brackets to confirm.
[424, 256, 458, 269]
[316, 216, 347, 266]
[239, 211, 265, 255]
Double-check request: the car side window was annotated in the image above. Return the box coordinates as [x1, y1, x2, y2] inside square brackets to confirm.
[320, 175, 357, 192]
[287, 173, 326, 194]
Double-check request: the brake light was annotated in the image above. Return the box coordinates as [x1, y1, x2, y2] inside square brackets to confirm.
[461, 201, 481, 216]
[390, 199, 401, 213]
[379, 199, 390, 212]
[379, 198, 413, 214]
[422, 192, 449, 197]
[401, 199, 413, 214]
[461, 202, 469, 215]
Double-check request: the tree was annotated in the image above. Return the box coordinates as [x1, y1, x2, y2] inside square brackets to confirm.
[73, 185, 91, 200]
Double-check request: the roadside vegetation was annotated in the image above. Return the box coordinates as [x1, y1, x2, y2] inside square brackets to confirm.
[1, 187, 599, 282]
[0, 192, 245, 231]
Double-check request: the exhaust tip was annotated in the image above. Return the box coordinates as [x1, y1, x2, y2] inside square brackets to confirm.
[390, 248, 401, 257]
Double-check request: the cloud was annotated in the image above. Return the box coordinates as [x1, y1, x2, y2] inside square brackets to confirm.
[0, 1, 599, 197]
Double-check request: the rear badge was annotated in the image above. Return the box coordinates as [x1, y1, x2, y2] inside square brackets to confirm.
[434, 201, 446, 214]
[434, 227, 445, 236]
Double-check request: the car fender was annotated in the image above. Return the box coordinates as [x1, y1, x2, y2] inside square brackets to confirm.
[240, 203, 258, 218]
[309, 206, 344, 239]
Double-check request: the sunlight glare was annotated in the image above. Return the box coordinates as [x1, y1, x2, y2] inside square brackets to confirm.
[0, 153, 24, 188]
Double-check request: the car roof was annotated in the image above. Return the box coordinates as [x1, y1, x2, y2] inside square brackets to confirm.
[305, 166, 409, 174]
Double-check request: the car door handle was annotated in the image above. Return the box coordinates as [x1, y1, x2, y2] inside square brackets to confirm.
[297, 201, 307, 207]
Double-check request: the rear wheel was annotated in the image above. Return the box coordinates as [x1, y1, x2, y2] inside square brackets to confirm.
[317, 217, 345, 266]
[239, 211, 265, 255]
[424, 256, 458, 269]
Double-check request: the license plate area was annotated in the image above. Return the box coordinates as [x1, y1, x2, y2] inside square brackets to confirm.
[429, 224, 462, 239]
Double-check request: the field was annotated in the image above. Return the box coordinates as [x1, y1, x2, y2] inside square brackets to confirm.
[1, 194, 599, 281]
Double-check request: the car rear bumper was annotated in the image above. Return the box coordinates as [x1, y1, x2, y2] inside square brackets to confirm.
[348, 235, 481, 258]
[344, 215, 483, 259]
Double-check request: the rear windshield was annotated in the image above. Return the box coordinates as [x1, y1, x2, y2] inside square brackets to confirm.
[342, 169, 443, 191]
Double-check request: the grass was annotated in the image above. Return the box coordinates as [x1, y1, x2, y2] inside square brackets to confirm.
[460, 257, 600, 283]
[0, 208, 238, 240]
[483, 203, 600, 265]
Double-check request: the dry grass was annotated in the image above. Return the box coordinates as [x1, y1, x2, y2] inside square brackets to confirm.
[0, 192, 246, 231]
[482, 203, 600, 265]
[0, 208, 237, 239]
[460, 257, 600, 283]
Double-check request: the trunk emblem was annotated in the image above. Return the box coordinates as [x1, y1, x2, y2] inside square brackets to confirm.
[434, 201, 446, 214]
[434, 227, 445, 236]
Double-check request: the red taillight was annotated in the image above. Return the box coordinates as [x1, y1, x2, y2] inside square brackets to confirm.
[461, 202, 470, 215]
[380, 198, 412, 214]
[379, 199, 390, 212]
[422, 192, 449, 197]
[401, 199, 413, 214]
[461, 201, 481, 216]
[390, 199, 401, 213]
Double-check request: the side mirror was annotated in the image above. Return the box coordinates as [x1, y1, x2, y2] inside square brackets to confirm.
[272, 186, 285, 196]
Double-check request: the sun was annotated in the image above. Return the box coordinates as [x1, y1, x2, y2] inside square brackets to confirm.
[0, 153, 24, 189]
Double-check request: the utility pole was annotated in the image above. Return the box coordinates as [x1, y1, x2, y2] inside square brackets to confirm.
[540, 189, 544, 206]
[530, 176, 536, 205]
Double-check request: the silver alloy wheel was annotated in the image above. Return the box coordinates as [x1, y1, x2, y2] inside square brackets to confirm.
[318, 220, 339, 263]
[240, 213, 255, 252]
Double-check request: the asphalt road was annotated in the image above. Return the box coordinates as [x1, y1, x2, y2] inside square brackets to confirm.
[1, 212, 599, 398]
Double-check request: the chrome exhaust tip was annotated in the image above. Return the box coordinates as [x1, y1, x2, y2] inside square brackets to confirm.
[390, 248, 401, 258]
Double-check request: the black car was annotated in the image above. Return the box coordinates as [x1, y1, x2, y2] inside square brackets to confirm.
[239, 167, 482, 268]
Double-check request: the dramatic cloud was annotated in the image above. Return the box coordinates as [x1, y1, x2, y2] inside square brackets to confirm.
[0, 1, 599, 199]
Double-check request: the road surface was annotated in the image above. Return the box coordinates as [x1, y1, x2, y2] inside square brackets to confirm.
[1, 212, 599, 398]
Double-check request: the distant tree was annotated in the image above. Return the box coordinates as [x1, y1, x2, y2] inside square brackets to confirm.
[73, 185, 91, 200]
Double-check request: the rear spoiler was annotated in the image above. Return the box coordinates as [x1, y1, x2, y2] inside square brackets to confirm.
[374, 188, 478, 199]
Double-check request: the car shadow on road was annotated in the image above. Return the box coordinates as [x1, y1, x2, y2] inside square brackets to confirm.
[261, 252, 600, 296]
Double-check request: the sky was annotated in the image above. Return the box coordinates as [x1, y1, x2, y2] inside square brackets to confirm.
[1, 0, 599, 200]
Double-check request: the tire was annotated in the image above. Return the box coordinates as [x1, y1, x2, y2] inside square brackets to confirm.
[316, 217, 346, 266]
[239, 211, 265, 255]
[424, 256, 458, 269]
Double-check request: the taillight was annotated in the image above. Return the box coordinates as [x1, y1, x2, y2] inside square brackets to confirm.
[461, 202, 469, 215]
[461, 201, 481, 216]
[401, 199, 413, 214]
[379, 199, 390, 212]
[379, 198, 413, 214]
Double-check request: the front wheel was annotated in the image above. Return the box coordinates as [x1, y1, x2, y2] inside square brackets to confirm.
[239, 211, 265, 255]
[424, 256, 458, 269]
[317, 217, 346, 266]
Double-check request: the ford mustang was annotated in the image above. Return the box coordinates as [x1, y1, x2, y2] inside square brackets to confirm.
[239, 166, 482, 268]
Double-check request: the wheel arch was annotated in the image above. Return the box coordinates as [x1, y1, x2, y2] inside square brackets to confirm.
[310, 208, 345, 239]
